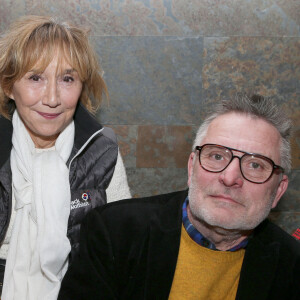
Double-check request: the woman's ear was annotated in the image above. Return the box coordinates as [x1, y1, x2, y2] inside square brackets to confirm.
[7, 90, 15, 100]
[3, 87, 14, 100]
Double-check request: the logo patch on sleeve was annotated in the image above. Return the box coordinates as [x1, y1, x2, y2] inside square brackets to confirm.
[82, 192, 89, 201]
[71, 191, 91, 210]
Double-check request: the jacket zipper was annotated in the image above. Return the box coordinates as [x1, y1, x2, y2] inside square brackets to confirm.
[68, 128, 104, 169]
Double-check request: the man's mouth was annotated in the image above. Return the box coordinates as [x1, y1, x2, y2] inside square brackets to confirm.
[210, 194, 243, 206]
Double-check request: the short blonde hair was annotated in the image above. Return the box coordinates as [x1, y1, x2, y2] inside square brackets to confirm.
[0, 15, 108, 119]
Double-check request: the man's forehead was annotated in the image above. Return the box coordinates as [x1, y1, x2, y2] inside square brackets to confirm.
[202, 112, 281, 158]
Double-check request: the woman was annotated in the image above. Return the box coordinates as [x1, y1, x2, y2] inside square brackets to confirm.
[0, 15, 131, 299]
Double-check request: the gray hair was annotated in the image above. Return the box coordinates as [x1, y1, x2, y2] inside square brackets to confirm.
[193, 94, 292, 173]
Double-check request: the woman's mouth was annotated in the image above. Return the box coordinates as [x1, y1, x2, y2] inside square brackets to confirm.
[37, 112, 61, 119]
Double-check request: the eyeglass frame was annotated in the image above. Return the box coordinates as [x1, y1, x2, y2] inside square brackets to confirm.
[195, 144, 284, 184]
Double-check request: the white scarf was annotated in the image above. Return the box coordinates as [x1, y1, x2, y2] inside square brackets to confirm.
[2, 111, 74, 300]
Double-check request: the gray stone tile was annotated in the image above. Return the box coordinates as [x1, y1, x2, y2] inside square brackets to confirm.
[291, 114, 300, 169]
[105, 125, 137, 168]
[6, 0, 298, 36]
[0, 0, 25, 32]
[203, 37, 299, 110]
[126, 167, 188, 198]
[171, 0, 300, 37]
[96, 36, 203, 125]
[136, 125, 195, 168]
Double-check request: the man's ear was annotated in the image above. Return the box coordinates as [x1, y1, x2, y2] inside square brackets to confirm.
[271, 174, 289, 209]
[187, 152, 195, 187]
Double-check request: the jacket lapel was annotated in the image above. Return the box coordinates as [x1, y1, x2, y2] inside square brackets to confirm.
[0, 116, 13, 243]
[144, 190, 187, 299]
[0, 116, 12, 170]
[235, 221, 280, 300]
[67, 103, 103, 165]
[72, 103, 103, 150]
[0, 115, 13, 204]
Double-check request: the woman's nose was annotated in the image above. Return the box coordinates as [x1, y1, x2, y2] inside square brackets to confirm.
[42, 79, 60, 107]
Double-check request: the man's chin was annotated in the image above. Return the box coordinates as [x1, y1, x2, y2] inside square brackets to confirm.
[191, 207, 256, 231]
[201, 214, 242, 230]
[203, 216, 263, 231]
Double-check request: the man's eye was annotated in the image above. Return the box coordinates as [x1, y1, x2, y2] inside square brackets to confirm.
[212, 154, 223, 161]
[250, 162, 261, 169]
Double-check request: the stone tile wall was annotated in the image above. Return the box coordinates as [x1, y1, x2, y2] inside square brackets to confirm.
[1, 0, 299, 235]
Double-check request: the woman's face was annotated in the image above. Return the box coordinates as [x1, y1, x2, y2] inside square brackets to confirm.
[9, 53, 83, 148]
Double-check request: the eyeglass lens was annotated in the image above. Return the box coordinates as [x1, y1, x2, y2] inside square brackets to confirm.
[199, 145, 274, 183]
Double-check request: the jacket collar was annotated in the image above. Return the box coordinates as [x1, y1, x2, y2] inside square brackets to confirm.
[144, 190, 188, 299]
[72, 103, 103, 151]
[0, 115, 13, 170]
[236, 219, 281, 299]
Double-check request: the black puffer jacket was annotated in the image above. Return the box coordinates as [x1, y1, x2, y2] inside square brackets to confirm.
[0, 103, 118, 288]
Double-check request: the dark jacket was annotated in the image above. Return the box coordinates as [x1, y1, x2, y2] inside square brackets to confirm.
[59, 190, 300, 300]
[0, 104, 118, 287]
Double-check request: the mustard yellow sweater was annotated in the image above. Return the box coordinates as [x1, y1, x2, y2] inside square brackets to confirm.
[168, 226, 245, 300]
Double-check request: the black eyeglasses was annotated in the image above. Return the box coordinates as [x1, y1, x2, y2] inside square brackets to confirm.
[195, 144, 284, 184]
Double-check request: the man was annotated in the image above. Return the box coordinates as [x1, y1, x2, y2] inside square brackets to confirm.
[59, 94, 300, 300]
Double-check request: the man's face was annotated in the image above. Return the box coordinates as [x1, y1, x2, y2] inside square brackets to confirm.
[187, 112, 288, 230]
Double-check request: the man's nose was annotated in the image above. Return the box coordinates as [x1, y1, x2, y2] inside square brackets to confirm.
[42, 79, 61, 107]
[219, 156, 244, 187]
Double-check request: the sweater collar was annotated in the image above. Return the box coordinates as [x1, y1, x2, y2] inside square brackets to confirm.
[182, 197, 249, 251]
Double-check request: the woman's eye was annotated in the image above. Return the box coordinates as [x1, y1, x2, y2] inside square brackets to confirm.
[29, 75, 41, 81]
[63, 76, 74, 82]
